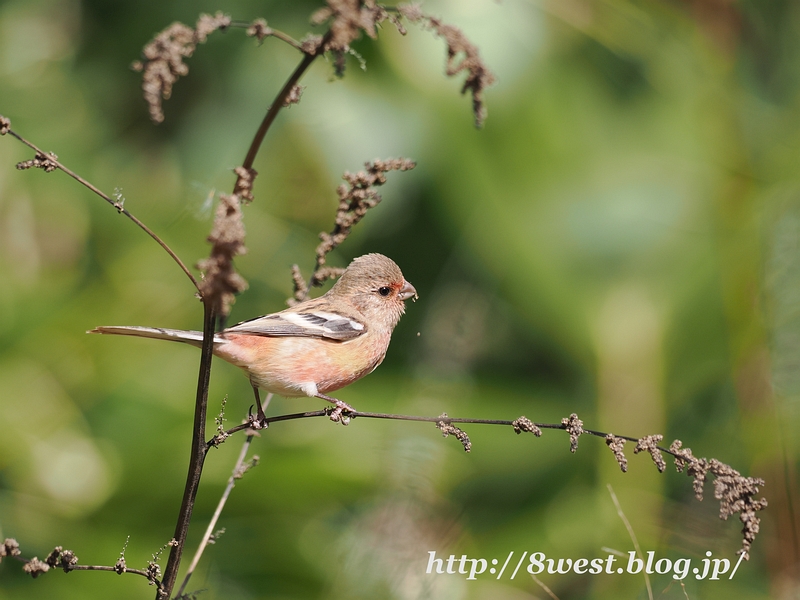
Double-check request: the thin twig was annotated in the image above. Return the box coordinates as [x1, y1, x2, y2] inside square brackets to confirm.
[4, 128, 199, 291]
[228, 20, 303, 49]
[68, 565, 157, 579]
[530, 573, 560, 600]
[216, 408, 650, 447]
[608, 484, 653, 600]
[176, 434, 256, 598]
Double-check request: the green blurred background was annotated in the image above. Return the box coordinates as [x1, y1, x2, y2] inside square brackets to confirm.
[0, 0, 797, 598]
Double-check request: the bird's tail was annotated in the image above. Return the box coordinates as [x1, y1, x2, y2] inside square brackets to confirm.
[89, 326, 225, 347]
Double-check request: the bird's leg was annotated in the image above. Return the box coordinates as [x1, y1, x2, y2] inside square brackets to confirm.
[316, 393, 355, 424]
[250, 385, 268, 428]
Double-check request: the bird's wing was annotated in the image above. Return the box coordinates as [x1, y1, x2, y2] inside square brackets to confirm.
[224, 310, 366, 341]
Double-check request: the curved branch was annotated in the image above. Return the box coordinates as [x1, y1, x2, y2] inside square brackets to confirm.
[4, 127, 199, 291]
[242, 31, 332, 170]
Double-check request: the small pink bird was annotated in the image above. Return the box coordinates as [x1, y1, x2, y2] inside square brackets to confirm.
[90, 253, 417, 423]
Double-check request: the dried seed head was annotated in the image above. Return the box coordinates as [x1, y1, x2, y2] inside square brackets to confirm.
[512, 416, 542, 437]
[0, 539, 20, 561]
[197, 191, 248, 315]
[17, 151, 58, 173]
[436, 414, 472, 452]
[561, 413, 584, 453]
[605, 434, 628, 472]
[23, 557, 49, 578]
[634, 434, 666, 472]
[397, 7, 495, 127]
[292, 158, 415, 303]
[134, 13, 231, 123]
[246, 18, 273, 42]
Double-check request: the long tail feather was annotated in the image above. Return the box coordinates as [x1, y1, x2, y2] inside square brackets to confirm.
[88, 326, 224, 346]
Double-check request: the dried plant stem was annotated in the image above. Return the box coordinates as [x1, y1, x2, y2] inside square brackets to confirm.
[228, 20, 303, 49]
[608, 484, 653, 600]
[242, 31, 331, 170]
[158, 303, 216, 600]
[67, 565, 155, 579]
[176, 434, 256, 598]
[217, 409, 621, 441]
[160, 31, 331, 599]
[204, 407, 765, 560]
[4, 128, 199, 291]
[529, 573, 560, 600]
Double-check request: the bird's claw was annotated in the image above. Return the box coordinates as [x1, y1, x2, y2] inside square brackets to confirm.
[246, 404, 268, 430]
[328, 400, 354, 425]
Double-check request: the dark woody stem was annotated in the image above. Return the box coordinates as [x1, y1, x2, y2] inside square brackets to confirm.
[158, 303, 215, 599]
[242, 31, 332, 170]
[159, 32, 332, 600]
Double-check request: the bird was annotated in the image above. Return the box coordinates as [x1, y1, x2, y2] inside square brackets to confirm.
[90, 253, 417, 425]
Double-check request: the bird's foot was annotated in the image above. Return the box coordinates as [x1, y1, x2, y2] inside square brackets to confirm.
[247, 404, 269, 430]
[247, 388, 272, 430]
[318, 394, 355, 425]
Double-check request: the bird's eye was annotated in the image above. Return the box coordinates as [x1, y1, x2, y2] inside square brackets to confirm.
[378, 286, 392, 297]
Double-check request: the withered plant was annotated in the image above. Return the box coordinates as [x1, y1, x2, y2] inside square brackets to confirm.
[0, 2, 766, 598]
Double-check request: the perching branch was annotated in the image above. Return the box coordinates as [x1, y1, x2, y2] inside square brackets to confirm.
[206, 408, 766, 560]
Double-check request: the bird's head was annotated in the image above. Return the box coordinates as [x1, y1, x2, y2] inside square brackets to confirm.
[329, 253, 417, 329]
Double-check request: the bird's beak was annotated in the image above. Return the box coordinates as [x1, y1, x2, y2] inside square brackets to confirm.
[398, 280, 418, 302]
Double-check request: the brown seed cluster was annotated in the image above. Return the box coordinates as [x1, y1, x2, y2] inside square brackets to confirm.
[436, 414, 472, 452]
[562, 413, 584, 453]
[512, 416, 542, 437]
[605, 434, 628, 472]
[0, 114, 10, 135]
[246, 18, 273, 43]
[310, 0, 393, 75]
[634, 434, 666, 473]
[290, 158, 415, 304]
[0, 538, 20, 562]
[16, 150, 59, 173]
[45, 547, 78, 572]
[132, 12, 232, 123]
[282, 84, 305, 107]
[197, 170, 251, 315]
[398, 4, 496, 127]
[670, 440, 767, 559]
[22, 557, 49, 578]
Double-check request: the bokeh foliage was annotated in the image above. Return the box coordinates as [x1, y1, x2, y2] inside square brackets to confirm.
[1, 0, 798, 598]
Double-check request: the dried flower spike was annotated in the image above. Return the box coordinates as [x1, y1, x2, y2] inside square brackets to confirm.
[134, 13, 231, 123]
[670, 439, 709, 500]
[16, 151, 58, 173]
[310, 0, 392, 75]
[291, 158, 415, 304]
[247, 18, 273, 42]
[436, 414, 471, 452]
[398, 5, 496, 127]
[634, 434, 666, 472]
[0, 538, 21, 562]
[562, 413, 584, 453]
[197, 192, 248, 315]
[512, 416, 542, 437]
[605, 434, 628, 472]
[23, 557, 49, 578]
